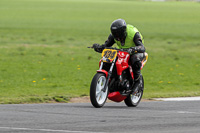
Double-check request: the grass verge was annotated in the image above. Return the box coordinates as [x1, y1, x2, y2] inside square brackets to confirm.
[0, 0, 199, 103]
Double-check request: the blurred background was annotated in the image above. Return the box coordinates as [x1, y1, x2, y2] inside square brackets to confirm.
[0, 0, 199, 103]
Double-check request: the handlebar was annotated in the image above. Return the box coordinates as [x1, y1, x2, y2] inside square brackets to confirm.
[104, 47, 129, 52]
[87, 46, 129, 52]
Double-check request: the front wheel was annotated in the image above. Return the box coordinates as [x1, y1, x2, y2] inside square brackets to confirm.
[90, 73, 108, 108]
[124, 75, 144, 107]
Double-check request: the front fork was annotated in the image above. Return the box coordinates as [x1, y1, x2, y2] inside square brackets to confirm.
[99, 58, 116, 92]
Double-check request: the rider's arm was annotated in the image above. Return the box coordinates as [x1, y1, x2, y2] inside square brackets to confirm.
[133, 32, 145, 53]
[93, 34, 115, 53]
[102, 34, 115, 48]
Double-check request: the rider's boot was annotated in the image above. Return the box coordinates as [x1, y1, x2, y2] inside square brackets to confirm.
[126, 75, 141, 94]
[131, 76, 141, 94]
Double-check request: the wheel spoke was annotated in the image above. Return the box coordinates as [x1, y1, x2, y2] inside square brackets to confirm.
[96, 85, 101, 95]
[98, 92, 102, 102]
[96, 92, 101, 101]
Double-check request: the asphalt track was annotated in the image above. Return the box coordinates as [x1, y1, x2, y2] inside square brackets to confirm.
[0, 100, 200, 133]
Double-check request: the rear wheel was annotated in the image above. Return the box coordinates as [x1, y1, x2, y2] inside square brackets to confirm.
[90, 73, 108, 108]
[124, 75, 144, 107]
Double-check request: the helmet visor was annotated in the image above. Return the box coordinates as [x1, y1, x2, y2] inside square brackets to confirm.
[111, 28, 126, 41]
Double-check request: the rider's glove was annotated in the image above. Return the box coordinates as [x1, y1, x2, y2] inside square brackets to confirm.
[92, 43, 104, 53]
[127, 47, 138, 55]
[92, 43, 100, 48]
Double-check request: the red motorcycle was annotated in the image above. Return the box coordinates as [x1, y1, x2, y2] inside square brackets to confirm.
[89, 47, 148, 108]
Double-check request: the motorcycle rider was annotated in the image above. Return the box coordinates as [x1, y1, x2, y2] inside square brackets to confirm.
[92, 19, 146, 93]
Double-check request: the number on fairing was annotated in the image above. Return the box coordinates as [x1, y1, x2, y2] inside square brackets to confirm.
[102, 49, 117, 63]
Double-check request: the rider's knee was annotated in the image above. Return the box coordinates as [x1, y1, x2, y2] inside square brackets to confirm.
[131, 53, 144, 67]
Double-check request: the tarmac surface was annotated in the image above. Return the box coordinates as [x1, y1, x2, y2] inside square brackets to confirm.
[0, 100, 200, 133]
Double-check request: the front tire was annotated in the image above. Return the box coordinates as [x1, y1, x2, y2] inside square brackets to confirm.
[124, 75, 144, 107]
[90, 73, 108, 108]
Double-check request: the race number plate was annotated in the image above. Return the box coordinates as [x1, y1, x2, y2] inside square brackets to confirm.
[101, 49, 117, 63]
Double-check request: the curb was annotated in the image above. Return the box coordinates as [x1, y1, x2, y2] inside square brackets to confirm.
[154, 97, 200, 101]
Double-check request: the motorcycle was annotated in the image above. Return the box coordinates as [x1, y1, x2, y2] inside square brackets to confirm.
[89, 47, 148, 108]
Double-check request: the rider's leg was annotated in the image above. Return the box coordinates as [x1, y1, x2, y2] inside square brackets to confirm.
[128, 53, 144, 93]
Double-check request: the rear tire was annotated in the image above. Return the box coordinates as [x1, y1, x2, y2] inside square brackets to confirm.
[124, 75, 144, 107]
[90, 73, 108, 108]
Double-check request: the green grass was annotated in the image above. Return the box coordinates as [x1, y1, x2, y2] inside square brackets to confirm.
[0, 0, 200, 103]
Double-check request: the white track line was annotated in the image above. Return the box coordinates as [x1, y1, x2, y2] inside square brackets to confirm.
[0, 127, 105, 133]
[154, 97, 200, 101]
